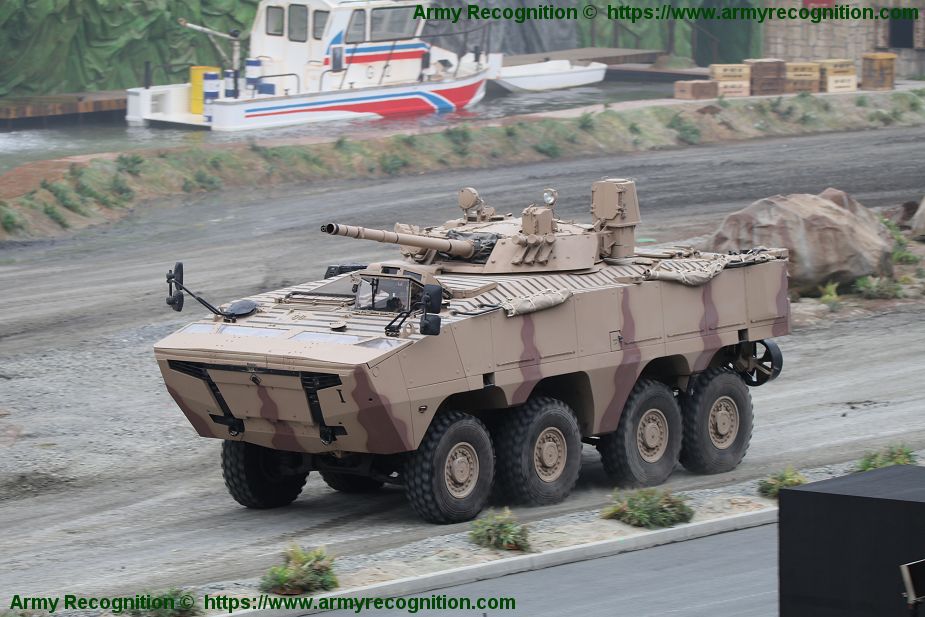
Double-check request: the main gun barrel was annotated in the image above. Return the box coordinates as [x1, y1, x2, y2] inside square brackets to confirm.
[321, 223, 475, 258]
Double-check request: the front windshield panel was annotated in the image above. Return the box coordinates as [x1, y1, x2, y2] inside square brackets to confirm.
[355, 276, 419, 312]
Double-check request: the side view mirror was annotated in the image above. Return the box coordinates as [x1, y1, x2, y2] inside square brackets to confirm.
[422, 284, 443, 314]
[420, 313, 441, 336]
[166, 261, 184, 311]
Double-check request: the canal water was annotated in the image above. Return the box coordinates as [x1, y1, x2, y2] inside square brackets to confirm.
[0, 81, 673, 174]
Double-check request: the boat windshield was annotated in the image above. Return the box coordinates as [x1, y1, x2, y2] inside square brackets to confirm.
[355, 276, 423, 313]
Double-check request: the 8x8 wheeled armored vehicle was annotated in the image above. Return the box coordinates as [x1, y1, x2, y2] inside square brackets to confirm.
[155, 179, 787, 523]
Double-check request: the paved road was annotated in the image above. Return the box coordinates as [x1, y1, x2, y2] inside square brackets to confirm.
[325, 525, 779, 617]
[0, 127, 923, 596]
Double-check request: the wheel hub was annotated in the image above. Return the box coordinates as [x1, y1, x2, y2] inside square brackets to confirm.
[637, 408, 668, 463]
[445, 442, 478, 498]
[709, 396, 739, 449]
[533, 427, 567, 483]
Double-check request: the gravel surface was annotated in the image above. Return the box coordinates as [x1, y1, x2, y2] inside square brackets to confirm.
[1, 126, 924, 599]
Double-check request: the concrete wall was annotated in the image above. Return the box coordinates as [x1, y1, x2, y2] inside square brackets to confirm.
[763, 0, 925, 77]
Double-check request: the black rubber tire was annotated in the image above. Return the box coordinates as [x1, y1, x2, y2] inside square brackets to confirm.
[493, 396, 582, 506]
[597, 379, 682, 487]
[221, 440, 308, 509]
[680, 368, 753, 474]
[404, 410, 494, 524]
[320, 471, 384, 493]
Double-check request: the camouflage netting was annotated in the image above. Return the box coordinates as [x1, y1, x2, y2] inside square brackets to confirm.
[0, 0, 259, 97]
[0, 0, 583, 97]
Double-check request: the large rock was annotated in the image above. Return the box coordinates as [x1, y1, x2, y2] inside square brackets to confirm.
[911, 197, 925, 241]
[706, 189, 893, 293]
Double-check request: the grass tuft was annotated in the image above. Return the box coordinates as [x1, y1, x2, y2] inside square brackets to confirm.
[601, 489, 693, 528]
[854, 275, 903, 299]
[379, 152, 409, 176]
[758, 467, 807, 498]
[667, 113, 701, 144]
[532, 139, 562, 158]
[857, 444, 917, 471]
[116, 153, 144, 176]
[259, 545, 338, 595]
[469, 508, 530, 551]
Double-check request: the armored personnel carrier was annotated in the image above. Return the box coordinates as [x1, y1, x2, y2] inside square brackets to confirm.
[155, 179, 788, 523]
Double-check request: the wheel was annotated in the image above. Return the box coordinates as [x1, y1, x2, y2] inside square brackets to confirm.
[597, 380, 682, 487]
[320, 471, 384, 493]
[738, 340, 783, 387]
[680, 368, 753, 474]
[404, 410, 494, 524]
[221, 440, 308, 509]
[493, 396, 582, 506]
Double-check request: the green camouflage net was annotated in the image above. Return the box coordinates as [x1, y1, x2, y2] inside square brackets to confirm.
[0, 0, 259, 97]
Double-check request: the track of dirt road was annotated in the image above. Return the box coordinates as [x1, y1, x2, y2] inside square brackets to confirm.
[1, 126, 924, 597]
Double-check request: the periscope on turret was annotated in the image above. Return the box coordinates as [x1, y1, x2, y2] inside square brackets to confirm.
[154, 179, 789, 523]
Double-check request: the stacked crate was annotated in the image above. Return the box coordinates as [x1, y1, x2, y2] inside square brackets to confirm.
[709, 64, 751, 97]
[818, 59, 857, 92]
[784, 62, 821, 94]
[674, 80, 719, 100]
[745, 59, 786, 95]
[861, 52, 897, 90]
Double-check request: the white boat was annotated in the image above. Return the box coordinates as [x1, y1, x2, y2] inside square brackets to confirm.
[493, 60, 607, 93]
[126, 0, 496, 131]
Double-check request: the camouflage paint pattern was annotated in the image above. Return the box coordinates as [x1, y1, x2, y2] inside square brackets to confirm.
[155, 179, 790, 456]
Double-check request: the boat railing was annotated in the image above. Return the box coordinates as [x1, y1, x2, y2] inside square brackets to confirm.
[261, 72, 301, 95]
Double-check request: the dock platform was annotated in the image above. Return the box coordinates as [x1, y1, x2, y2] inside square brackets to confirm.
[0, 90, 126, 123]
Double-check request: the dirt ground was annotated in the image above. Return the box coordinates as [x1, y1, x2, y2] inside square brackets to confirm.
[1, 126, 924, 598]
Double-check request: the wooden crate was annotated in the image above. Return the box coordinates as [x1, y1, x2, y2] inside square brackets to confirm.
[745, 58, 786, 79]
[821, 74, 858, 93]
[786, 62, 821, 80]
[818, 59, 856, 76]
[674, 80, 719, 99]
[785, 79, 821, 94]
[716, 80, 750, 97]
[862, 52, 896, 90]
[751, 77, 785, 95]
[709, 64, 751, 81]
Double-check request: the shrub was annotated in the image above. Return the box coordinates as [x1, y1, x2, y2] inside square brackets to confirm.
[68, 162, 84, 179]
[43, 203, 69, 228]
[716, 94, 730, 108]
[601, 489, 693, 528]
[667, 113, 701, 145]
[857, 444, 917, 471]
[881, 217, 921, 265]
[194, 171, 221, 191]
[444, 126, 472, 155]
[116, 153, 144, 176]
[41, 180, 85, 214]
[869, 109, 894, 125]
[1, 204, 25, 233]
[796, 91, 813, 101]
[916, 266, 925, 279]
[334, 136, 349, 150]
[578, 112, 595, 131]
[855, 95, 869, 107]
[819, 281, 840, 311]
[854, 275, 903, 299]
[259, 546, 338, 595]
[504, 124, 518, 138]
[758, 467, 807, 498]
[127, 588, 202, 617]
[379, 153, 409, 175]
[469, 508, 530, 551]
[75, 180, 113, 208]
[532, 139, 561, 158]
[182, 178, 195, 193]
[111, 173, 135, 201]
[628, 122, 641, 135]
[798, 112, 815, 125]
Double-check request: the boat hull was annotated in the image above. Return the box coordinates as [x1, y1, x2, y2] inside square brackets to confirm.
[127, 70, 487, 131]
[493, 61, 607, 93]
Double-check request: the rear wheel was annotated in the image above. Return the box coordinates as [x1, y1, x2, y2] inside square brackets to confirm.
[405, 411, 494, 524]
[597, 380, 682, 487]
[680, 368, 753, 474]
[221, 441, 308, 508]
[494, 396, 582, 506]
[320, 471, 384, 493]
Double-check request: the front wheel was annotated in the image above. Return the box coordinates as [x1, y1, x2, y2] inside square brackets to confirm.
[221, 441, 308, 509]
[597, 380, 682, 487]
[405, 411, 495, 524]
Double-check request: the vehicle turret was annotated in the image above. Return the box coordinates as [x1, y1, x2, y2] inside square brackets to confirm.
[321, 179, 642, 274]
